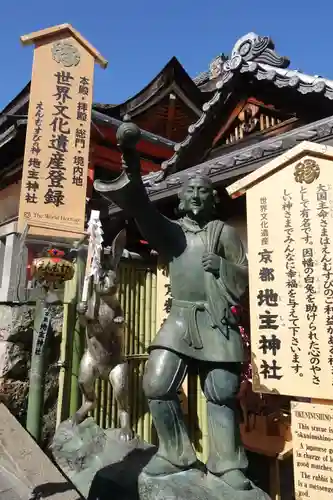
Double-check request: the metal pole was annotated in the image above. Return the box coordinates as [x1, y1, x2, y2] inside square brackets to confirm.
[69, 247, 86, 416]
[56, 245, 86, 426]
[26, 299, 48, 443]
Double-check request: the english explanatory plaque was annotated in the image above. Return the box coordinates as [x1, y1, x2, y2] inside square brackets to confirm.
[291, 401, 333, 499]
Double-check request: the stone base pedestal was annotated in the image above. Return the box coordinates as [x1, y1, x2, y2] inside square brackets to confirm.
[51, 417, 156, 499]
[52, 417, 271, 500]
[138, 469, 271, 500]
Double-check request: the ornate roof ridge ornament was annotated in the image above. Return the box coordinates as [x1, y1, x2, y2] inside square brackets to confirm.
[209, 53, 228, 80]
[194, 33, 289, 86]
[225, 32, 290, 71]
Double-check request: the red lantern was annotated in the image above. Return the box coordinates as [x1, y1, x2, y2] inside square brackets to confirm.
[31, 248, 74, 286]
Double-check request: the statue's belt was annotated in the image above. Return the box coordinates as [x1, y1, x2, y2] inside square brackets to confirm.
[172, 299, 214, 350]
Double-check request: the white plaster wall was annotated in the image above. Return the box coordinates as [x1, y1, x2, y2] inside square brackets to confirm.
[0, 222, 23, 302]
[0, 233, 16, 302]
[0, 182, 21, 224]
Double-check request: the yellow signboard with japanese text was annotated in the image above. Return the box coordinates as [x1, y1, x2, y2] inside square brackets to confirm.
[18, 24, 107, 240]
[227, 142, 333, 399]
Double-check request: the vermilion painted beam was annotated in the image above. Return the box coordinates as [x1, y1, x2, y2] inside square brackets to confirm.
[247, 97, 277, 111]
[212, 99, 247, 147]
[92, 144, 160, 174]
[97, 125, 173, 159]
[87, 162, 94, 197]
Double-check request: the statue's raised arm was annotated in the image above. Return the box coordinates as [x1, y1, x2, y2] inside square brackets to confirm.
[94, 119, 185, 261]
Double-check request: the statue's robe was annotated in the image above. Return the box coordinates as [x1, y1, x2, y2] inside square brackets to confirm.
[100, 170, 248, 363]
[152, 218, 248, 362]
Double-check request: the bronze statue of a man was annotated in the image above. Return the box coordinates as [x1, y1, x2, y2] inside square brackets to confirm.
[94, 121, 250, 491]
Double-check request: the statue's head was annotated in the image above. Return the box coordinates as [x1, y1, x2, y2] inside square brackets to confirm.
[178, 175, 218, 221]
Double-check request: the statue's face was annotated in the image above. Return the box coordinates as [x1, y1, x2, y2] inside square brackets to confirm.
[96, 268, 117, 296]
[180, 177, 215, 219]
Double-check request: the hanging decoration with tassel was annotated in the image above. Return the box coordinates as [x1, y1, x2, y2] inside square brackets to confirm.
[80, 210, 104, 308]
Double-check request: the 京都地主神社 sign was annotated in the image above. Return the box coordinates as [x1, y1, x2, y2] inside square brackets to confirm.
[227, 141, 333, 400]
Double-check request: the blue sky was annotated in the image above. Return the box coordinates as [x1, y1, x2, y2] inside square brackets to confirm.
[0, 1, 331, 110]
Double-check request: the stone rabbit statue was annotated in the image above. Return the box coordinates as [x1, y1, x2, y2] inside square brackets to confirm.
[73, 229, 134, 441]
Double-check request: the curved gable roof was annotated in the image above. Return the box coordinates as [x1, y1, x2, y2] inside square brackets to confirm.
[94, 57, 209, 118]
[157, 32, 333, 179]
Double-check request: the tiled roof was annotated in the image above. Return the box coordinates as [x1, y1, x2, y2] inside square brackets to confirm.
[107, 112, 333, 215]
[145, 113, 333, 189]
[157, 32, 333, 180]
[193, 71, 210, 85]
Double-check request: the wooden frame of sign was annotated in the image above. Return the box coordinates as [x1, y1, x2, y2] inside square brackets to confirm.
[227, 141, 333, 400]
[18, 24, 107, 242]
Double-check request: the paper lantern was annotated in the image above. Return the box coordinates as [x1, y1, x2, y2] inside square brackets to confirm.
[30, 248, 74, 286]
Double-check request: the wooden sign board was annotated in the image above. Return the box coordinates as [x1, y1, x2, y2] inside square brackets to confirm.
[291, 401, 333, 498]
[227, 141, 333, 399]
[18, 24, 107, 241]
